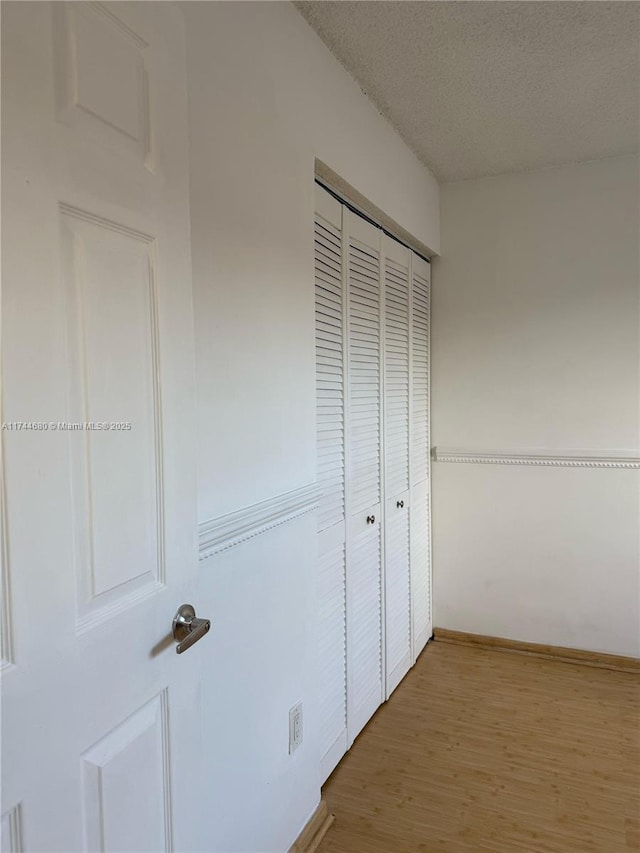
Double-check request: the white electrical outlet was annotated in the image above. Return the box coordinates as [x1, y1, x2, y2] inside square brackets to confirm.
[289, 701, 303, 754]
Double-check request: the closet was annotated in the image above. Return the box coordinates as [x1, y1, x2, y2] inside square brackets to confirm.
[315, 183, 432, 783]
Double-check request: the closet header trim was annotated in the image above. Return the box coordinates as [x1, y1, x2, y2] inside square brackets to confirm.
[314, 178, 431, 265]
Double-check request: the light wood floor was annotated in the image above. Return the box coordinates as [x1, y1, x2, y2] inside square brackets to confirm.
[317, 640, 640, 853]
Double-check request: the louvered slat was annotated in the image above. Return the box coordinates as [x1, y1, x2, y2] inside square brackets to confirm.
[318, 541, 347, 762]
[385, 504, 411, 689]
[384, 257, 410, 497]
[345, 216, 383, 743]
[411, 265, 430, 486]
[382, 241, 412, 694]
[348, 521, 382, 732]
[410, 483, 431, 657]
[348, 240, 381, 514]
[410, 255, 431, 659]
[315, 214, 345, 532]
[315, 188, 348, 782]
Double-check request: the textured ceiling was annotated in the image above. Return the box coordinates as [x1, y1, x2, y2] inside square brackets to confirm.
[295, 1, 640, 182]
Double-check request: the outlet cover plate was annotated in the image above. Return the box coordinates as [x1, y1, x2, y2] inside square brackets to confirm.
[289, 701, 303, 754]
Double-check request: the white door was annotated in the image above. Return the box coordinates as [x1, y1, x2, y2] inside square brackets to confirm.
[345, 211, 383, 744]
[1, 3, 206, 851]
[382, 236, 412, 696]
[314, 187, 348, 782]
[410, 254, 433, 659]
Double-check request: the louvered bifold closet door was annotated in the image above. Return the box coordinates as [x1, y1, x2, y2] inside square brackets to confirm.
[383, 235, 412, 696]
[345, 210, 384, 745]
[314, 185, 348, 781]
[409, 253, 432, 660]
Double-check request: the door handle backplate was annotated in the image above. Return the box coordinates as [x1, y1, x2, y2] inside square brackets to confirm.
[172, 604, 211, 654]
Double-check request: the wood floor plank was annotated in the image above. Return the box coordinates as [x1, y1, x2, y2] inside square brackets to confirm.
[317, 640, 640, 853]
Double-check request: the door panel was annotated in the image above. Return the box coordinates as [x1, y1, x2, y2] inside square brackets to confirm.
[385, 491, 411, 695]
[382, 235, 412, 694]
[1, 806, 22, 853]
[317, 539, 348, 781]
[410, 254, 432, 658]
[383, 237, 410, 499]
[60, 208, 165, 629]
[53, 2, 152, 163]
[314, 186, 348, 782]
[346, 211, 383, 744]
[1, 3, 203, 850]
[347, 214, 382, 516]
[346, 508, 382, 743]
[81, 692, 172, 853]
[410, 481, 432, 659]
[411, 256, 431, 487]
[315, 195, 345, 535]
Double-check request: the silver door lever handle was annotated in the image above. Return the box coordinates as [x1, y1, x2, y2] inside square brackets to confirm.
[172, 604, 211, 654]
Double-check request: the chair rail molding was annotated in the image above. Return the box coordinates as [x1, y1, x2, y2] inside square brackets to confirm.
[432, 447, 640, 469]
[199, 483, 322, 561]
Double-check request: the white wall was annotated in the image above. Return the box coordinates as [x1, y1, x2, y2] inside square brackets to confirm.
[183, 2, 439, 850]
[432, 155, 640, 657]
